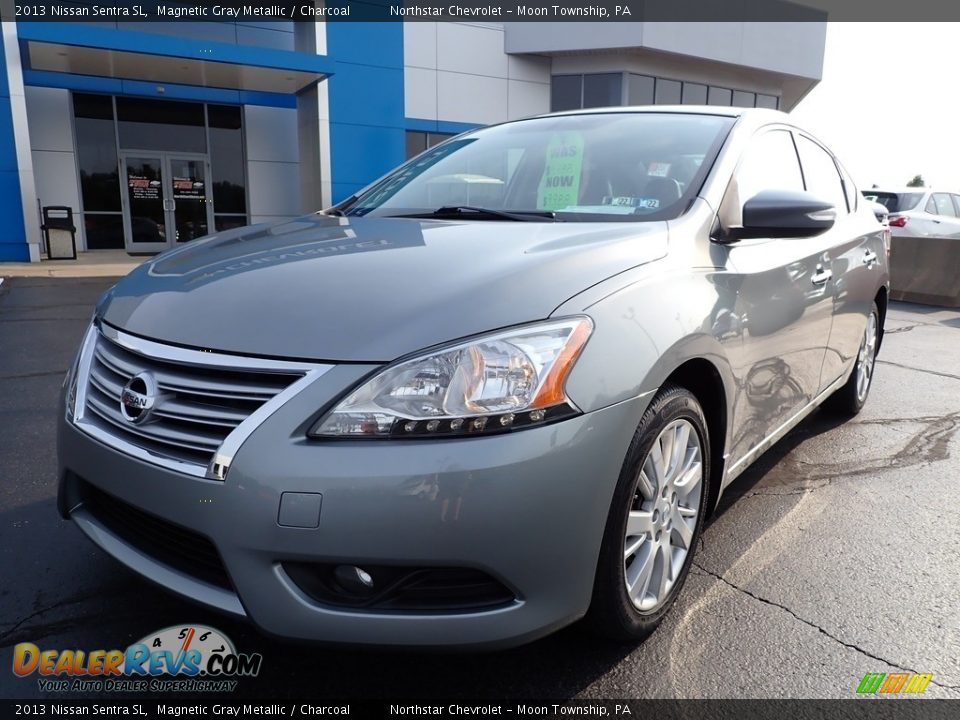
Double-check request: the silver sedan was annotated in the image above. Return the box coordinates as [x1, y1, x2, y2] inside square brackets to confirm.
[59, 107, 888, 647]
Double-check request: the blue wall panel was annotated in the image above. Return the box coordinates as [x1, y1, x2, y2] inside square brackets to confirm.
[0, 98, 17, 172]
[0, 31, 28, 261]
[326, 22, 405, 202]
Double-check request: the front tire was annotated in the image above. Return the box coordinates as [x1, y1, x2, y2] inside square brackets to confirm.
[587, 384, 711, 642]
[824, 302, 879, 417]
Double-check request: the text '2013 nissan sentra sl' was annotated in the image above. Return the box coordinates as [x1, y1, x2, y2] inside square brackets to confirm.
[58, 107, 888, 648]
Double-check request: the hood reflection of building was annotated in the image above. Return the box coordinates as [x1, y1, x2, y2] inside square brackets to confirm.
[143, 214, 426, 290]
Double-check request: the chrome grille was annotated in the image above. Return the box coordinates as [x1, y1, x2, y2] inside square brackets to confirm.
[74, 324, 328, 478]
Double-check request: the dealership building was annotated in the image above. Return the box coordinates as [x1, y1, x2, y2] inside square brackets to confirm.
[0, 18, 826, 261]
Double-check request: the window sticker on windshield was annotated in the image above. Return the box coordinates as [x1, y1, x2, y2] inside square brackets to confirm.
[602, 196, 660, 210]
[540, 133, 585, 211]
[647, 162, 671, 177]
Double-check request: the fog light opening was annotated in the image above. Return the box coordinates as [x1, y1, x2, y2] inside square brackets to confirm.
[334, 564, 376, 596]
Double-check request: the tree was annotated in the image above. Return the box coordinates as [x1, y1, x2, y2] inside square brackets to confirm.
[907, 175, 925, 187]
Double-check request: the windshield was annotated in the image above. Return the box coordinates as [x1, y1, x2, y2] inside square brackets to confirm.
[862, 191, 924, 213]
[341, 113, 735, 222]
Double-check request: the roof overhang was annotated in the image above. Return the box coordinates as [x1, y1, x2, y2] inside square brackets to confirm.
[18, 24, 331, 95]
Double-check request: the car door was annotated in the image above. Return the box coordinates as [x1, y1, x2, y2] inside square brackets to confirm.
[929, 193, 960, 238]
[718, 128, 836, 466]
[794, 135, 884, 390]
[910, 193, 949, 239]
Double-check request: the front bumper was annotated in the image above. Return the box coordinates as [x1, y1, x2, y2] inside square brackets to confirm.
[57, 366, 652, 649]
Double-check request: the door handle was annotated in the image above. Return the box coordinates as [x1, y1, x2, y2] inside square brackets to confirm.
[863, 250, 878, 266]
[811, 266, 832, 285]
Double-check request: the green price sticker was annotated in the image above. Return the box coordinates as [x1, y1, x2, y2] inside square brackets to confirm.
[540, 133, 585, 211]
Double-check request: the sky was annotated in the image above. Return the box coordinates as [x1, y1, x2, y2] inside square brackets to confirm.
[790, 23, 958, 191]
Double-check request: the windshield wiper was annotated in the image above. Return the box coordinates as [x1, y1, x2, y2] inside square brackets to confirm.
[388, 206, 557, 222]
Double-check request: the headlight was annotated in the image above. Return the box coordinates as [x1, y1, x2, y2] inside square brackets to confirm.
[310, 317, 593, 438]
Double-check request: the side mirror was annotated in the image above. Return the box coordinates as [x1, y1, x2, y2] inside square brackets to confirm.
[724, 190, 836, 241]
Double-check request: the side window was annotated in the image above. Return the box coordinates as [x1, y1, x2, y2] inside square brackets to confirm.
[951, 195, 960, 216]
[836, 159, 858, 212]
[933, 193, 957, 217]
[735, 129, 804, 203]
[796, 135, 848, 213]
[926, 195, 937, 214]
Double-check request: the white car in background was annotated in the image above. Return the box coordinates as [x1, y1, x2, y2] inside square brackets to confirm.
[862, 188, 960, 240]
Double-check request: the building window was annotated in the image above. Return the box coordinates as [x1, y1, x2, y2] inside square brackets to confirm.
[732, 90, 755, 108]
[551, 73, 623, 111]
[72, 93, 249, 250]
[682, 83, 707, 105]
[406, 131, 427, 159]
[627, 74, 655, 105]
[708, 86, 733, 106]
[74, 93, 123, 249]
[550, 73, 782, 111]
[582, 74, 622, 108]
[550, 75, 583, 112]
[116, 97, 206, 153]
[654, 79, 682, 105]
[207, 104, 247, 230]
[756, 94, 779, 110]
[405, 131, 455, 160]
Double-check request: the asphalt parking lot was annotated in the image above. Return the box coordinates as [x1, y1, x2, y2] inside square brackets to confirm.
[1, 275, 958, 700]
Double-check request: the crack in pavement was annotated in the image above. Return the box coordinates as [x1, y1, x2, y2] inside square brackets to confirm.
[877, 359, 960, 383]
[886, 315, 960, 329]
[0, 303, 96, 312]
[690, 562, 960, 691]
[884, 325, 918, 335]
[734, 410, 960, 499]
[0, 589, 137, 648]
[0, 317, 89, 324]
[0, 369, 67, 382]
[0, 280, 116, 290]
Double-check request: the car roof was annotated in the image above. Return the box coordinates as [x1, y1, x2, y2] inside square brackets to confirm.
[865, 188, 933, 194]
[538, 105, 785, 121]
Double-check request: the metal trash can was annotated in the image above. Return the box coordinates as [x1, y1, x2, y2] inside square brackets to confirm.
[42, 206, 77, 260]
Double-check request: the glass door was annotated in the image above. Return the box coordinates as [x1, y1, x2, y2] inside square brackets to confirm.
[167, 155, 211, 244]
[120, 152, 214, 253]
[120, 154, 169, 254]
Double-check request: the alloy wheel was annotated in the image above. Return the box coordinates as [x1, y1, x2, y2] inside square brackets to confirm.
[623, 419, 703, 612]
[856, 311, 878, 403]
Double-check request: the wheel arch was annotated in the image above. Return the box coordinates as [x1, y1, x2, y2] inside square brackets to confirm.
[660, 357, 731, 518]
[875, 285, 888, 353]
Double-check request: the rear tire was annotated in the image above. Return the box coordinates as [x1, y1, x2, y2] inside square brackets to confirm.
[823, 302, 879, 417]
[586, 384, 711, 642]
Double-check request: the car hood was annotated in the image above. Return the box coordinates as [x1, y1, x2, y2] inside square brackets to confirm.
[99, 214, 668, 362]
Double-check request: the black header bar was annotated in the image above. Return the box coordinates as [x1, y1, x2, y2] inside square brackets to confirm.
[2, 700, 960, 719]
[6, 1, 960, 23]
[5, 0, 941, 23]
